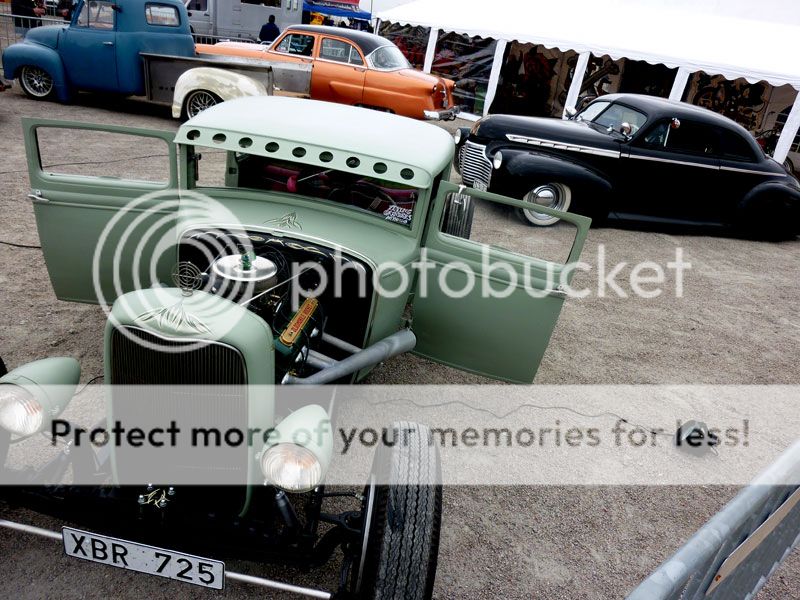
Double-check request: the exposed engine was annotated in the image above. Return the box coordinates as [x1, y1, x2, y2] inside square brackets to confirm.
[178, 228, 374, 382]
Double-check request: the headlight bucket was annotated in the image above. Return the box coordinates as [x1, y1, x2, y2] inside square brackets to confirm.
[0, 386, 43, 436]
[261, 443, 323, 493]
[260, 404, 332, 493]
[493, 151, 504, 170]
[454, 127, 471, 146]
[0, 357, 81, 436]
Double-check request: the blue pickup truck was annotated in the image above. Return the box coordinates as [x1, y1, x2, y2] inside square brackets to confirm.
[2, 0, 310, 118]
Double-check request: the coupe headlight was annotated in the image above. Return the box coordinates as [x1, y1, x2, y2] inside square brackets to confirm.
[454, 129, 462, 145]
[0, 385, 43, 436]
[493, 151, 504, 170]
[261, 443, 323, 493]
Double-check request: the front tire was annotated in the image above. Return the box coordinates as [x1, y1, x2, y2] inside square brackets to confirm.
[352, 421, 442, 600]
[184, 90, 221, 119]
[516, 183, 572, 226]
[19, 66, 55, 100]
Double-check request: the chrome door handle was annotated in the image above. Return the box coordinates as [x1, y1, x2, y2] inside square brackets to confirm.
[28, 192, 49, 202]
[103, 41, 114, 46]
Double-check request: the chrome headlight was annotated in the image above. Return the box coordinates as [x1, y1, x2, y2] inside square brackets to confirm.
[261, 443, 323, 493]
[0, 385, 43, 436]
[493, 151, 504, 170]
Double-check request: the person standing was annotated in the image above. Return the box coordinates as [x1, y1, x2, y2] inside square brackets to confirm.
[56, 0, 75, 21]
[258, 15, 280, 44]
[11, 0, 45, 37]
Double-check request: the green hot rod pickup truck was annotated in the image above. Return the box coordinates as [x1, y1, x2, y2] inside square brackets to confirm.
[0, 97, 589, 598]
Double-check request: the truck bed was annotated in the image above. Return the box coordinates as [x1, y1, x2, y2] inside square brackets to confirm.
[141, 52, 312, 104]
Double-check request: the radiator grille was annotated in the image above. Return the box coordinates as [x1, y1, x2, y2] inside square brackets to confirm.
[110, 327, 250, 486]
[459, 141, 493, 188]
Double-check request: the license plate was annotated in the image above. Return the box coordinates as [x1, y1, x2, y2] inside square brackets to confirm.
[473, 180, 488, 192]
[62, 527, 225, 590]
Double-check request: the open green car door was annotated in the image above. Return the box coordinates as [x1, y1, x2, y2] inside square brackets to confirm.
[412, 182, 591, 383]
[22, 119, 179, 304]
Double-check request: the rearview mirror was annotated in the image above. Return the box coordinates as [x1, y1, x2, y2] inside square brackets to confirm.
[564, 106, 577, 119]
[620, 122, 633, 137]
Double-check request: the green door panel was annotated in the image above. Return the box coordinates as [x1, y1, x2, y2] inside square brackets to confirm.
[412, 182, 590, 383]
[23, 118, 179, 304]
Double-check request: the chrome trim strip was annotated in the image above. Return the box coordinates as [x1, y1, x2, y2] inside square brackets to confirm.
[506, 134, 621, 158]
[626, 154, 719, 170]
[721, 165, 784, 176]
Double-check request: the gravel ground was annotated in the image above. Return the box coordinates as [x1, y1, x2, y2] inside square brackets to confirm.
[1, 88, 799, 599]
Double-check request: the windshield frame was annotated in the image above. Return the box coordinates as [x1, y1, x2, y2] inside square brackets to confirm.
[366, 44, 412, 71]
[191, 149, 425, 231]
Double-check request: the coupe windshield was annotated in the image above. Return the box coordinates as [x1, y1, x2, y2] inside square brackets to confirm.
[577, 101, 648, 134]
[368, 45, 411, 70]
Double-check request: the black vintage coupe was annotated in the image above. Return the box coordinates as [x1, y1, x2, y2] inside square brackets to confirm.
[455, 94, 800, 239]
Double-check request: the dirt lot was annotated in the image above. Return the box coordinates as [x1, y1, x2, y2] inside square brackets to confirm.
[1, 88, 799, 599]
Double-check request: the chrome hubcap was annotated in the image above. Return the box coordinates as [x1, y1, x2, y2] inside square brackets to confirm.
[187, 92, 217, 117]
[533, 187, 558, 208]
[525, 184, 567, 221]
[22, 67, 53, 97]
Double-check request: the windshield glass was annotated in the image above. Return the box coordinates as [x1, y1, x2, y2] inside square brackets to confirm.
[368, 45, 411, 70]
[577, 101, 648, 134]
[195, 149, 420, 229]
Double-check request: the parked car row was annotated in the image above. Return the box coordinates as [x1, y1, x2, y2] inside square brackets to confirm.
[2, 1, 457, 121]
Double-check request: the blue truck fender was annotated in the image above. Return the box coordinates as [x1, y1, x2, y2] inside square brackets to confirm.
[2, 42, 71, 102]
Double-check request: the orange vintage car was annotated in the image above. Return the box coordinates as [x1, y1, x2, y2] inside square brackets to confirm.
[196, 25, 459, 120]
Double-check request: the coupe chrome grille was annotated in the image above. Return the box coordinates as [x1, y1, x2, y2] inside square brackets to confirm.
[110, 327, 249, 485]
[459, 141, 492, 188]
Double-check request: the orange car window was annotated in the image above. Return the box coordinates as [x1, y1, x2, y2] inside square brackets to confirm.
[320, 38, 363, 66]
[275, 33, 315, 57]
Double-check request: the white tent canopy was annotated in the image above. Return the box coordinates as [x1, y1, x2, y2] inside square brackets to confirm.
[377, 0, 800, 89]
[377, 0, 800, 162]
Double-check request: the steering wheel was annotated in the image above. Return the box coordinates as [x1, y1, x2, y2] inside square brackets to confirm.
[348, 182, 398, 208]
[327, 182, 398, 209]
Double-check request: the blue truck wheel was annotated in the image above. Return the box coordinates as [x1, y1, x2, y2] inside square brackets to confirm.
[19, 66, 55, 100]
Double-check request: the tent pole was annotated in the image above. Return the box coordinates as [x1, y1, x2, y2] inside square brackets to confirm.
[773, 92, 800, 165]
[669, 67, 691, 101]
[562, 51, 590, 119]
[483, 39, 508, 117]
[423, 28, 439, 74]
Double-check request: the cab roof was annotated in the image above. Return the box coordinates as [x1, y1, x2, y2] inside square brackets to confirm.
[174, 96, 455, 188]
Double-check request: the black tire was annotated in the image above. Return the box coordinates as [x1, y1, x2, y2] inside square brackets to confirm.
[18, 65, 55, 100]
[183, 90, 221, 120]
[0, 355, 6, 377]
[352, 421, 442, 600]
[736, 192, 799, 241]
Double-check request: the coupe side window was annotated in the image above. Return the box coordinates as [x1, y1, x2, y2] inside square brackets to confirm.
[664, 120, 718, 156]
[275, 34, 315, 57]
[719, 129, 757, 162]
[76, 0, 115, 29]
